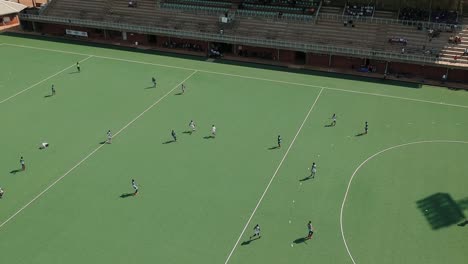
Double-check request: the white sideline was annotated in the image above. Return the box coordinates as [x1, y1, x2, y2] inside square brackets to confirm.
[340, 140, 468, 264]
[223, 88, 324, 264]
[4, 43, 468, 110]
[0, 70, 198, 230]
[0, 55, 93, 104]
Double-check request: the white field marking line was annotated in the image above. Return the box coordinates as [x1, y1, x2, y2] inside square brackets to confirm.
[224, 88, 324, 264]
[340, 140, 468, 264]
[3, 43, 195, 72]
[113, 70, 197, 137]
[5, 43, 468, 110]
[0, 55, 93, 105]
[0, 70, 198, 230]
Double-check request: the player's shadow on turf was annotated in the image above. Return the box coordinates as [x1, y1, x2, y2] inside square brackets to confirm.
[458, 219, 468, 227]
[99, 141, 108, 145]
[293, 237, 308, 244]
[241, 237, 260, 246]
[355, 132, 366, 137]
[268, 146, 279, 150]
[163, 140, 176, 144]
[44, 94, 53, 98]
[10, 169, 21, 174]
[68, 71, 79, 74]
[324, 124, 334, 127]
[120, 193, 134, 198]
[174, 92, 183, 95]
[299, 176, 313, 182]
[144, 86, 156, 89]
[203, 136, 214, 139]
[182, 131, 192, 135]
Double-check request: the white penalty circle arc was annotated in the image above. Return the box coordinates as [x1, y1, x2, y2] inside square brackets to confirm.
[340, 140, 468, 264]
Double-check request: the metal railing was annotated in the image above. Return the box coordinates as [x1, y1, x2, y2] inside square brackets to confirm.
[18, 13, 454, 65]
[318, 13, 463, 31]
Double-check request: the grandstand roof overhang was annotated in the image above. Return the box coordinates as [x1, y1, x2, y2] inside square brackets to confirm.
[0, 0, 27, 16]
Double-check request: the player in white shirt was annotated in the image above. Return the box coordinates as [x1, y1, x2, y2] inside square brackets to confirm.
[250, 224, 261, 239]
[106, 130, 112, 144]
[211, 125, 216, 138]
[0, 187, 4, 199]
[39, 142, 50, 149]
[189, 120, 196, 133]
[132, 179, 138, 196]
[311, 162, 317, 178]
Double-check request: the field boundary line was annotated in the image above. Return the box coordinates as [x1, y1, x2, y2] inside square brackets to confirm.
[0, 70, 198, 230]
[3, 43, 195, 72]
[4, 43, 468, 110]
[0, 55, 93, 105]
[340, 140, 468, 264]
[223, 88, 324, 264]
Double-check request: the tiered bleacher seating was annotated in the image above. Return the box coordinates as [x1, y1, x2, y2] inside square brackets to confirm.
[398, 8, 429, 21]
[39, 0, 464, 67]
[42, 0, 108, 20]
[431, 9, 458, 24]
[160, 0, 230, 14]
[238, 0, 318, 18]
[345, 3, 374, 17]
[438, 27, 468, 66]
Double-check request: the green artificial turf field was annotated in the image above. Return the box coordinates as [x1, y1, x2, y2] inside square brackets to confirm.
[0, 34, 467, 264]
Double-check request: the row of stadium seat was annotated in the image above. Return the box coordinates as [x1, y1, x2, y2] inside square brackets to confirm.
[236, 9, 313, 21]
[243, 0, 316, 8]
[166, 0, 232, 8]
[242, 3, 304, 13]
[161, 3, 229, 14]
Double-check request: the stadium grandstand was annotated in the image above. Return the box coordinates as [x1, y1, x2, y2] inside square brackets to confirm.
[10, 0, 468, 87]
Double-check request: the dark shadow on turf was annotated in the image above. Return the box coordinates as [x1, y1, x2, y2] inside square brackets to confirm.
[68, 71, 79, 74]
[163, 140, 175, 144]
[203, 135, 214, 139]
[241, 237, 260, 246]
[44, 94, 53, 98]
[144, 86, 156, 89]
[417, 193, 466, 230]
[300, 176, 312, 182]
[268, 146, 279, 150]
[355, 132, 366, 137]
[182, 131, 192, 134]
[293, 237, 308, 244]
[99, 141, 108, 145]
[458, 219, 468, 227]
[120, 193, 134, 198]
[10, 169, 21, 174]
[174, 92, 183, 95]
[324, 124, 334, 127]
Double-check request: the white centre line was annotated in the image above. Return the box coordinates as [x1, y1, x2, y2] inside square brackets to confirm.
[223, 88, 324, 264]
[0, 55, 93, 105]
[0, 70, 198, 230]
[4, 43, 468, 110]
